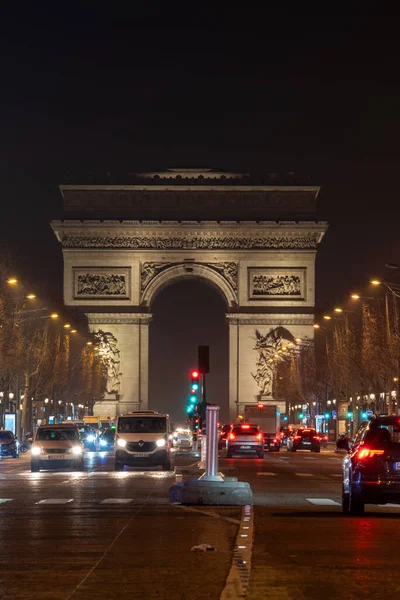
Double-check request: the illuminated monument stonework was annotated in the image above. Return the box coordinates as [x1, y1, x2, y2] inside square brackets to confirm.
[52, 169, 327, 420]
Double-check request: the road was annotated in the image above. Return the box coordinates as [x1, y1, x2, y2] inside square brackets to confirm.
[0, 447, 399, 599]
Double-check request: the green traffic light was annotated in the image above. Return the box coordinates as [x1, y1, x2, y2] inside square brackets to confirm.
[191, 383, 199, 391]
[324, 413, 330, 419]
[186, 406, 193, 414]
[361, 412, 368, 419]
[347, 412, 353, 418]
[190, 395, 197, 403]
[298, 413, 304, 419]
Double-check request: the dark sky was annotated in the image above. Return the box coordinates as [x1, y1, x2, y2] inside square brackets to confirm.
[1, 7, 400, 421]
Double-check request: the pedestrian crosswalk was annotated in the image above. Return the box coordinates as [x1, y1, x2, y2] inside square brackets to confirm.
[256, 472, 341, 478]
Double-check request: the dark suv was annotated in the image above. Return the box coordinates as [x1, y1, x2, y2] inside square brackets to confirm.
[287, 428, 321, 453]
[342, 415, 400, 514]
[0, 430, 19, 458]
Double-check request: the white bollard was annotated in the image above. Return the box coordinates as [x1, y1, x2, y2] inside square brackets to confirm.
[199, 405, 224, 482]
[198, 434, 206, 469]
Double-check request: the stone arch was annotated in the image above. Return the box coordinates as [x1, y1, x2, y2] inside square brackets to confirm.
[141, 263, 238, 309]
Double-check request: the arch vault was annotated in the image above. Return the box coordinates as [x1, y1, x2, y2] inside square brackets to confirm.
[52, 169, 327, 421]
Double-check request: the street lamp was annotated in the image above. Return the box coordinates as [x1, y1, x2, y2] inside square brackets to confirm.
[7, 278, 18, 285]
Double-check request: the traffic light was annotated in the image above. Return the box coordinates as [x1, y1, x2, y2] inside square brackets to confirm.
[324, 412, 330, 419]
[189, 395, 197, 404]
[283, 416, 288, 421]
[191, 370, 199, 388]
[347, 411, 353, 418]
[298, 412, 304, 419]
[361, 411, 368, 419]
[186, 405, 194, 414]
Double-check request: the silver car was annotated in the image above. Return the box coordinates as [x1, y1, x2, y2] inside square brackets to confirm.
[226, 424, 264, 458]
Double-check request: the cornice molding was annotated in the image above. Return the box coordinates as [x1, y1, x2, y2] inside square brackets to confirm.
[87, 313, 152, 325]
[226, 314, 315, 326]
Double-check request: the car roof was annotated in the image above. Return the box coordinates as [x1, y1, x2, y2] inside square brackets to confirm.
[369, 416, 400, 426]
[37, 423, 78, 429]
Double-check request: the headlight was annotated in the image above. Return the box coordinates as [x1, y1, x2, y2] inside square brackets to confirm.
[71, 446, 82, 455]
[117, 438, 127, 448]
[31, 446, 41, 456]
[100, 439, 107, 447]
[156, 438, 166, 448]
[87, 435, 95, 443]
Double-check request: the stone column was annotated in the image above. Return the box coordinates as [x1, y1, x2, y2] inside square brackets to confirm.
[228, 316, 240, 424]
[87, 313, 152, 417]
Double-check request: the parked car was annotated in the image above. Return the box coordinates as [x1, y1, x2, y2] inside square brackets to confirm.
[0, 430, 19, 458]
[219, 424, 232, 449]
[263, 432, 281, 452]
[342, 415, 400, 514]
[287, 428, 321, 453]
[227, 424, 264, 458]
[319, 432, 328, 447]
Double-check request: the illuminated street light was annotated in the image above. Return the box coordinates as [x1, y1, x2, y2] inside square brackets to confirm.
[351, 294, 360, 299]
[7, 278, 18, 285]
[50, 313, 59, 319]
[86, 341, 92, 346]
[370, 280, 381, 286]
[70, 329, 77, 333]
[295, 338, 301, 343]
[323, 316, 331, 320]
[334, 308, 343, 313]
[64, 324, 71, 329]
[26, 294, 36, 299]
[313, 324, 320, 329]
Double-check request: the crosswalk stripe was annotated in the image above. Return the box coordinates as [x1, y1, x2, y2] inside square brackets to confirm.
[303, 457, 316, 460]
[295, 473, 314, 477]
[307, 498, 340, 506]
[378, 503, 400, 508]
[100, 498, 133, 504]
[257, 472, 276, 476]
[331, 474, 342, 477]
[0, 499, 12, 504]
[36, 499, 74, 504]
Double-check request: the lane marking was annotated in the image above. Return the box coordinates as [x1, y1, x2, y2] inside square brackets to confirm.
[303, 457, 316, 460]
[220, 504, 253, 600]
[0, 499, 12, 504]
[36, 499, 74, 504]
[100, 498, 133, 504]
[257, 472, 276, 476]
[331, 474, 342, 478]
[307, 498, 341, 506]
[378, 503, 400, 508]
[295, 473, 314, 477]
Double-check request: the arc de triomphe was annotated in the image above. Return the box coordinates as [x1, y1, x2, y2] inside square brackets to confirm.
[52, 169, 327, 421]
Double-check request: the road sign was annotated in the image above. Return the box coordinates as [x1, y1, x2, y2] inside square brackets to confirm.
[366, 410, 373, 416]
[332, 410, 337, 418]
[306, 414, 310, 418]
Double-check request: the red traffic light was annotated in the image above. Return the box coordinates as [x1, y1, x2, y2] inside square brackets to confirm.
[257, 403, 264, 408]
[191, 370, 199, 379]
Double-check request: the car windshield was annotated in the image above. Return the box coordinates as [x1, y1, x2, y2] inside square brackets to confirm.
[118, 417, 167, 434]
[232, 426, 259, 435]
[36, 428, 79, 441]
[0, 431, 13, 440]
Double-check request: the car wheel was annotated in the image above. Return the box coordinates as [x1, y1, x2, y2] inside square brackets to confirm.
[342, 486, 350, 514]
[227, 452, 233, 459]
[115, 461, 124, 471]
[31, 463, 40, 473]
[162, 460, 171, 471]
[349, 484, 365, 515]
[314, 448, 321, 453]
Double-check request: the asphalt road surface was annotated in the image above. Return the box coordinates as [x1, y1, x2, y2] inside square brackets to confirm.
[0, 447, 399, 600]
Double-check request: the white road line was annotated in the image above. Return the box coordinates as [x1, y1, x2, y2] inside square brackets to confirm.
[36, 499, 74, 504]
[0, 499, 12, 504]
[295, 473, 314, 477]
[307, 498, 341, 506]
[101, 498, 133, 504]
[220, 504, 253, 600]
[331, 474, 342, 477]
[303, 457, 316, 460]
[257, 472, 276, 476]
[378, 503, 400, 508]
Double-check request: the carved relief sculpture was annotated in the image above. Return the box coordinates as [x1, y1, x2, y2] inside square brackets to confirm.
[94, 330, 122, 394]
[73, 268, 131, 299]
[249, 268, 305, 300]
[251, 327, 295, 396]
[141, 261, 238, 293]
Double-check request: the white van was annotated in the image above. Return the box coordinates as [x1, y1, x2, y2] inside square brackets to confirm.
[115, 411, 171, 471]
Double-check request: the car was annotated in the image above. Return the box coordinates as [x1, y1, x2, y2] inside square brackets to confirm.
[318, 432, 328, 447]
[219, 424, 232, 449]
[263, 432, 281, 452]
[342, 415, 400, 514]
[226, 423, 264, 458]
[287, 428, 321, 452]
[0, 430, 19, 458]
[98, 428, 115, 450]
[173, 428, 192, 448]
[31, 424, 84, 472]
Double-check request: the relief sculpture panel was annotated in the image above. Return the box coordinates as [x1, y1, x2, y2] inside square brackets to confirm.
[74, 267, 131, 299]
[248, 268, 306, 301]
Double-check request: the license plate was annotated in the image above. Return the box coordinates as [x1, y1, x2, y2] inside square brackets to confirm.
[131, 452, 150, 457]
[303, 442, 311, 445]
[395, 462, 400, 470]
[47, 455, 66, 460]
[240, 445, 251, 449]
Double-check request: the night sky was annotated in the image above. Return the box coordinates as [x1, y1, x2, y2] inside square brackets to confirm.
[1, 7, 400, 421]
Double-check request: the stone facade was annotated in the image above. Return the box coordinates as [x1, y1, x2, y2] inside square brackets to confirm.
[52, 175, 327, 420]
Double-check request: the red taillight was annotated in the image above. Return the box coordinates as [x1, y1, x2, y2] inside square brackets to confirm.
[294, 435, 301, 440]
[241, 425, 250, 429]
[313, 436, 320, 441]
[229, 433, 236, 441]
[256, 433, 262, 441]
[272, 439, 277, 443]
[357, 448, 384, 459]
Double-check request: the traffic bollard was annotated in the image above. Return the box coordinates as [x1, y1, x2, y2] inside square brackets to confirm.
[199, 405, 224, 482]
